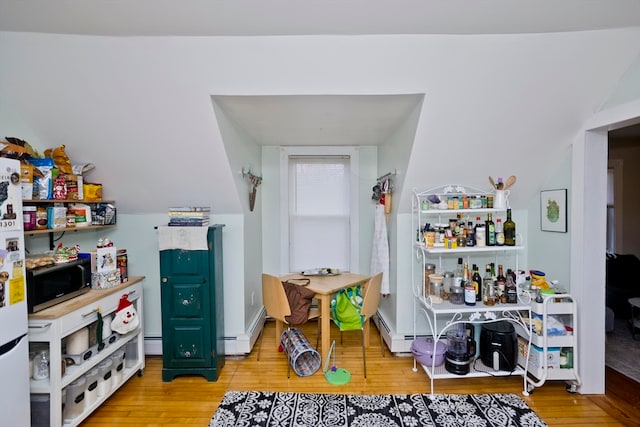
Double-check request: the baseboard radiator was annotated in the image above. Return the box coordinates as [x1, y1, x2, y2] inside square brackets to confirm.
[375, 311, 430, 355]
[144, 309, 267, 357]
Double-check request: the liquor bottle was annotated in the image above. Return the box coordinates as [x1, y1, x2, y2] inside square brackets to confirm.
[504, 208, 516, 246]
[463, 262, 475, 306]
[466, 221, 475, 247]
[454, 257, 464, 288]
[463, 262, 470, 286]
[475, 216, 486, 247]
[506, 268, 517, 303]
[485, 213, 496, 246]
[495, 218, 505, 246]
[472, 264, 482, 302]
[496, 264, 507, 304]
[464, 281, 476, 306]
[482, 264, 495, 306]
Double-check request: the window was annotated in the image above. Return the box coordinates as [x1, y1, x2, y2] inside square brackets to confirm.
[280, 147, 359, 273]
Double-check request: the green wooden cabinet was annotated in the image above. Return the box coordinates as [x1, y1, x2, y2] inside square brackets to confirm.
[159, 225, 225, 381]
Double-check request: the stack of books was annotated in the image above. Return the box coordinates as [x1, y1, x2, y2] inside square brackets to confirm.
[168, 207, 211, 227]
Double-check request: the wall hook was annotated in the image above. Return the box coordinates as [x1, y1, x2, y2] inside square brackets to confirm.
[242, 167, 262, 212]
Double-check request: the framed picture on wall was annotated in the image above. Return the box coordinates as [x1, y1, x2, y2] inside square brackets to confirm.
[540, 189, 567, 233]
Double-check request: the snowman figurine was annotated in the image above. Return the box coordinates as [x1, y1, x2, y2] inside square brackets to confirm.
[111, 294, 139, 334]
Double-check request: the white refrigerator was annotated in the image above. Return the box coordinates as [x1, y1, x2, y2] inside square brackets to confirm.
[0, 158, 31, 425]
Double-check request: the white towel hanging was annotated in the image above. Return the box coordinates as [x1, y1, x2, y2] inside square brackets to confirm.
[370, 204, 390, 295]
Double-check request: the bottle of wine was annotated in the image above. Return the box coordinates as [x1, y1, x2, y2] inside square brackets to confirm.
[472, 264, 482, 302]
[485, 213, 496, 246]
[496, 264, 507, 304]
[495, 218, 505, 246]
[463, 262, 475, 306]
[504, 208, 516, 246]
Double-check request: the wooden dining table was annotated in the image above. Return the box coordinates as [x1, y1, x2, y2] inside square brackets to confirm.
[279, 272, 371, 363]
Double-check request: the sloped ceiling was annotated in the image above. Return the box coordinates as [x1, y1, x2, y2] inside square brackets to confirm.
[1, 3, 640, 215]
[2, 0, 640, 36]
[213, 94, 424, 146]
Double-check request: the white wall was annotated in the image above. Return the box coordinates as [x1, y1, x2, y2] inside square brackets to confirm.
[526, 148, 573, 289]
[212, 97, 264, 349]
[3, 29, 640, 371]
[24, 214, 245, 341]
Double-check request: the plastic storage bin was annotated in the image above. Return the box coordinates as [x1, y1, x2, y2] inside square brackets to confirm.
[111, 349, 126, 388]
[97, 358, 113, 397]
[84, 367, 100, 407]
[125, 338, 138, 369]
[30, 394, 50, 427]
[63, 376, 86, 422]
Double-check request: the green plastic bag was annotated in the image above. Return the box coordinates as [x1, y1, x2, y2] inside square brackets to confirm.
[331, 285, 364, 331]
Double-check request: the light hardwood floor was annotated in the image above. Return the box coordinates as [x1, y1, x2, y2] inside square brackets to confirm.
[82, 320, 639, 426]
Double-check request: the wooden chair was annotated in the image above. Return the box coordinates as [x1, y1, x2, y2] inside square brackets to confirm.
[257, 273, 319, 378]
[334, 272, 384, 378]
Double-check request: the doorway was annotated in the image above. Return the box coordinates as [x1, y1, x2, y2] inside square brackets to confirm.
[576, 108, 640, 394]
[605, 124, 640, 383]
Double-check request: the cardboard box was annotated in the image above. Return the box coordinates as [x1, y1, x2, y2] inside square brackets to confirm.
[117, 249, 128, 283]
[517, 337, 560, 370]
[87, 246, 118, 273]
[91, 270, 121, 290]
[64, 174, 83, 200]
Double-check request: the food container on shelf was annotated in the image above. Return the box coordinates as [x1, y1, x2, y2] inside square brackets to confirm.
[65, 327, 89, 355]
[63, 376, 86, 421]
[23, 206, 37, 230]
[124, 339, 138, 369]
[411, 337, 447, 367]
[450, 286, 464, 305]
[84, 367, 100, 407]
[428, 274, 444, 298]
[111, 349, 126, 388]
[97, 358, 113, 397]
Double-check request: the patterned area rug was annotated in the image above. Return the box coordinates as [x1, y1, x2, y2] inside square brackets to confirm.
[210, 391, 547, 427]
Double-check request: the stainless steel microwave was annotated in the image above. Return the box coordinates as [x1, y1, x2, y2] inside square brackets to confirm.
[26, 258, 91, 313]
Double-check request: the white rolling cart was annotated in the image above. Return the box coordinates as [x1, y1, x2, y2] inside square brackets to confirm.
[517, 292, 581, 394]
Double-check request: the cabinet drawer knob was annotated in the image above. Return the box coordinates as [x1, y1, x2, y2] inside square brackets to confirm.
[184, 351, 191, 358]
[162, 278, 168, 283]
[182, 299, 190, 306]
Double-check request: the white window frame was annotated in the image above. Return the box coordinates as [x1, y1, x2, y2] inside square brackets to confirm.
[279, 146, 360, 274]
